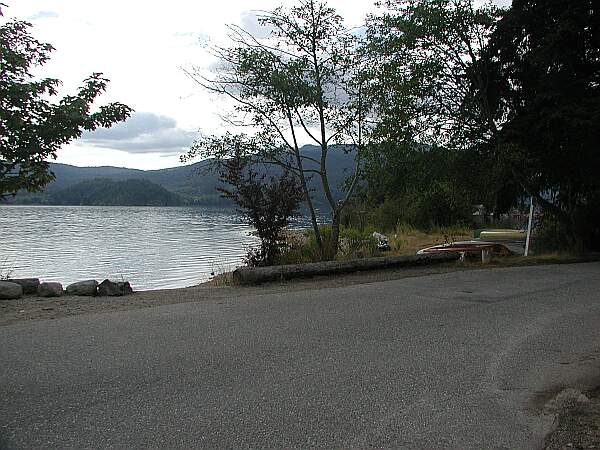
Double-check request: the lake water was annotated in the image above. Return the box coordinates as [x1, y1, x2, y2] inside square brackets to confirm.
[0, 206, 259, 290]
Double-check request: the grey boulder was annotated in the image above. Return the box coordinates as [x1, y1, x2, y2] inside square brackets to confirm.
[37, 282, 63, 297]
[66, 280, 98, 296]
[0, 281, 23, 300]
[8, 278, 40, 295]
[98, 279, 133, 297]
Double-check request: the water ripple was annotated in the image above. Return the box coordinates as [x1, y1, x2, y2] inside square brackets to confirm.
[0, 206, 258, 290]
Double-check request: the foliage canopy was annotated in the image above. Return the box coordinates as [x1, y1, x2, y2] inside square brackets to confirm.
[360, 0, 599, 248]
[0, 8, 132, 198]
[184, 0, 368, 259]
[484, 0, 600, 245]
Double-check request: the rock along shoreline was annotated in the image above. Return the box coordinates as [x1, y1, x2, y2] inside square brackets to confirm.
[0, 277, 133, 300]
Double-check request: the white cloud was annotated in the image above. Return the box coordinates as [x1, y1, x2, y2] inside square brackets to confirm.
[2, 0, 510, 169]
[28, 10, 59, 20]
[173, 31, 211, 48]
[239, 10, 275, 39]
[80, 112, 197, 154]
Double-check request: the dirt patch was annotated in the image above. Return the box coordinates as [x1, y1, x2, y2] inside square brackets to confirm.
[525, 384, 568, 413]
[0, 263, 466, 326]
[545, 387, 600, 449]
[2, 258, 598, 327]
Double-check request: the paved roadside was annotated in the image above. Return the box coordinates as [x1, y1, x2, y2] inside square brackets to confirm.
[1, 263, 600, 448]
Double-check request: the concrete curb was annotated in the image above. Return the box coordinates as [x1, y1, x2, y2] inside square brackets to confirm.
[232, 253, 459, 285]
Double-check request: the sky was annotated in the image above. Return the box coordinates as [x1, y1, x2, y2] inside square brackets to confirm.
[3, 0, 510, 170]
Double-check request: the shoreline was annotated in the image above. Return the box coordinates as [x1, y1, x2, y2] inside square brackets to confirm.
[0, 262, 471, 327]
[2, 257, 598, 327]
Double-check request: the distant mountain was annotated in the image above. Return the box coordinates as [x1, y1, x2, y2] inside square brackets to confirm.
[46, 178, 185, 206]
[7, 145, 356, 209]
[9, 160, 225, 206]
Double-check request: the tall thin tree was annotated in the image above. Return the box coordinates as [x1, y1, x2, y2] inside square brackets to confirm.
[183, 0, 369, 259]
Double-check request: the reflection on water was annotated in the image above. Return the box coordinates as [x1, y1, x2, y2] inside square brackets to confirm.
[0, 206, 258, 290]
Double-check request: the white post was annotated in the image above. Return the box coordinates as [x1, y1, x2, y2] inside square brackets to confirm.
[524, 196, 534, 256]
[481, 248, 491, 263]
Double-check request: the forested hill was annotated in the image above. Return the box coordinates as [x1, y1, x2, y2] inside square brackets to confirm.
[8, 161, 227, 206]
[7, 145, 356, 208]
[46, 179, 185, 206]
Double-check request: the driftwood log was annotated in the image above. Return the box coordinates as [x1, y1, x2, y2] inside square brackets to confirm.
[233, 253, 459, 285]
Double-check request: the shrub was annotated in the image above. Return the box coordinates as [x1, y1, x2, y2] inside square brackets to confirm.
[338, 226, 379, 259]
[405, 182, 472, 230]
[274, 230, 322, 265]
[218, 157, 303, 267]
[372, 198, 404, 232]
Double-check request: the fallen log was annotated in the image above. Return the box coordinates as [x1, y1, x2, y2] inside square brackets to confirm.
[233, 253, 459, 285]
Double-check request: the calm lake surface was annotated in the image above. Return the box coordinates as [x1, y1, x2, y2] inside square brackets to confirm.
[0, 206, 259, 290]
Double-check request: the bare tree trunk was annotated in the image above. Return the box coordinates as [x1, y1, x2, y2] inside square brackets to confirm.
[286, 109, 324, 257]
[328, 210, 342, 260]
[566, 181, 584, 252]
[298, 164, 323, 256]
[306, 4, 342, 261]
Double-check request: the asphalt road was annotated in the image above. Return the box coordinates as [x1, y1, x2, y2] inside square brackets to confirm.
[1, 263, 600, 449]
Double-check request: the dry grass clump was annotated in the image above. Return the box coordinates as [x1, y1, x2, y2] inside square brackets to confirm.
[387, 223, 472, 255]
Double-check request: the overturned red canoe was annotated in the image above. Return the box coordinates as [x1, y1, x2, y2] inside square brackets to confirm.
[416, 240, 506, 255]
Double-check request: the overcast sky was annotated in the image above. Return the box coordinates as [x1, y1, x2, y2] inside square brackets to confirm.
[3, 0, 510, 170]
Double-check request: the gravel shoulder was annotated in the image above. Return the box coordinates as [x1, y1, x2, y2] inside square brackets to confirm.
[2, 258, 597, 327]
[544, 387, 600, 449]
[0, 263, 467, 326]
